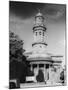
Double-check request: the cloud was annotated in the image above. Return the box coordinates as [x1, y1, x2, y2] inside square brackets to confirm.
[42, 4, 66, 21]
[9, 1, 66, 21]
[58, 40, 65, 47]
[9, 1, 45, 19]
[9, 1, 65, 57]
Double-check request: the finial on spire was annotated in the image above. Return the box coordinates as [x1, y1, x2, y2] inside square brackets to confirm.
[37, 8, 41, 13]
[36, 8, 42, 17]
[38, 9, 40, 13]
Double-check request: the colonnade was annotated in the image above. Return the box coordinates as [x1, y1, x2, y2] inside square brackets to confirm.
[30, 63, 50, 82]
[30, 63, 61, 83]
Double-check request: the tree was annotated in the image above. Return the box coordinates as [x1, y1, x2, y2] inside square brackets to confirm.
[9, 31, 24, 62]
[36, 69, 44, 82]
[9, 31, 26, 83]
[9, 31, 34, 83]
[60, 69, 65, 84]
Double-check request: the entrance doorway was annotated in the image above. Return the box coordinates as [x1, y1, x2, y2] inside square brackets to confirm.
[36, 69, 44, 82]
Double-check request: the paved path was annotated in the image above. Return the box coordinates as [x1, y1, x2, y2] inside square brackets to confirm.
[20, 82, 62, 88]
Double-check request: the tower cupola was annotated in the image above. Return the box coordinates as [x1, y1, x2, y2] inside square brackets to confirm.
[32, 10, 47, 53]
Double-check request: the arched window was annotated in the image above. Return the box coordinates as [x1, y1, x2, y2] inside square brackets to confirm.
[40, 45, 42, 48]
[39, 32, 41, 35]
[36, 32, 37, 36]
[43, 32, 44, 36]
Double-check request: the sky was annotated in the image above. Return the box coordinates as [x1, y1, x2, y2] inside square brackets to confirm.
[9, 1, 66, 59]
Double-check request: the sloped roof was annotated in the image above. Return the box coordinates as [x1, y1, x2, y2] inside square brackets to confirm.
[24, 51, 63, 63]
[27, 56, 52, 61]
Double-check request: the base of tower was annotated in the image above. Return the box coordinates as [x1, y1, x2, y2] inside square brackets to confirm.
[32, 42, 47, 47]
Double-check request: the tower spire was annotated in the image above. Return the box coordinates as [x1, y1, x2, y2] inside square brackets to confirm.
[38, 8, 40, 13]
[32, 11, 47, 53]
[36, 8, 42, 17]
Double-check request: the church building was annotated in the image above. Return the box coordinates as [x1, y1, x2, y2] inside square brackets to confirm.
[24, 11, 63, 85]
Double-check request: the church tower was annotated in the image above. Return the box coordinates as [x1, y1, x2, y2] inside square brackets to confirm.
[26, 10, 63, 84]
[32, 10, 47, 53]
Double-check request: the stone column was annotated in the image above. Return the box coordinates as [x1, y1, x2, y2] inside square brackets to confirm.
[34, 64, 39, 83]
[44, 64, 46, 82]
[37, 64, 39, 73]
[46, 64, 49, 80]
[30, 64, 33, 71]
[47, 64, 51, 83]
[49, 64, 51, 80]
[48, 64, 55, 84]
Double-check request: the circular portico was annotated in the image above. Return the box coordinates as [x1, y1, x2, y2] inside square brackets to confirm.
[27, 55, 53, 83]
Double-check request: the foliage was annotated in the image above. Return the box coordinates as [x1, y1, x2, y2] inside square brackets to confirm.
[9, 31, 26, 82]
[9, 31, 34, 83]
[9, 31, 24, 62]
[36, 69, 44, 82]
[60, 69, 65, 83]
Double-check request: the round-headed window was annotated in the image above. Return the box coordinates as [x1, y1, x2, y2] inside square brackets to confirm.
[39, 32, 41, 35]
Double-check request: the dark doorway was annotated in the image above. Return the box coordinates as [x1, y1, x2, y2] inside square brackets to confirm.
[36, 69, 44, 82]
